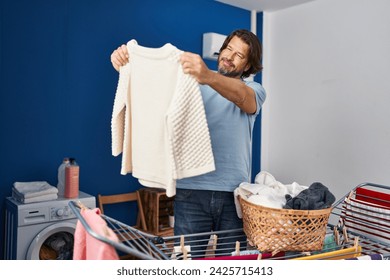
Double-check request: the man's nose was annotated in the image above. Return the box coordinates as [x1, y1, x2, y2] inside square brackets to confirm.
[226, 53, 235, 60]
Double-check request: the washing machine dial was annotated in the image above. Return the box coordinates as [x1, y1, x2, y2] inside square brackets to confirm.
[56, 208, 64, 217]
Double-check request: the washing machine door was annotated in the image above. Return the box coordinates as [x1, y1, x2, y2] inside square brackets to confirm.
[26, 222, 76, 260]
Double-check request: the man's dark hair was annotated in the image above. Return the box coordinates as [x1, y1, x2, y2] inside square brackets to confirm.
[219, 29, 263, 78]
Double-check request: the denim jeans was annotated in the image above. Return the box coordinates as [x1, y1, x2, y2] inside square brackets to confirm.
[174, 189, 245, 258]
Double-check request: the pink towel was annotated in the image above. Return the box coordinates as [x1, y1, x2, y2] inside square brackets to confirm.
[73, 208, 119, 260]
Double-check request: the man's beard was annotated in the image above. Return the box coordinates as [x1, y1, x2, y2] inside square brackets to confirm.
[218, 67, 242, 78]
[217, 58, 243, 78]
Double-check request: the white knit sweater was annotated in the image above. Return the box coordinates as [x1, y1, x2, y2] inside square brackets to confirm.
[111, 40, 215, 197]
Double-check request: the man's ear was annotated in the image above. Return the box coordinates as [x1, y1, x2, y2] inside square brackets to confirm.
[244, 63, 251, 72]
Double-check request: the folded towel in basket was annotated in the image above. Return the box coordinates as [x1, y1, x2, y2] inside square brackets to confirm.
[13, 181, 58, 198]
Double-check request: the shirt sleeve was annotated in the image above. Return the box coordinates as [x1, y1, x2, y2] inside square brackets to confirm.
[246, 80, 266, 116]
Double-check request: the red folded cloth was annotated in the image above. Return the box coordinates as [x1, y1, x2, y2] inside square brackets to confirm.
[356, 187, 390, 208]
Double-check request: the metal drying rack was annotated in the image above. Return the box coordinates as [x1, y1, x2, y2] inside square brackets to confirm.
[68, 182, 390, 260]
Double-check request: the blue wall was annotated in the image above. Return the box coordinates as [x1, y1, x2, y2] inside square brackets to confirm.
[0, 0, 263, 258]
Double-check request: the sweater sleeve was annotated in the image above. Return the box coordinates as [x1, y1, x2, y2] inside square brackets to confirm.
[111, 62, 133, 176]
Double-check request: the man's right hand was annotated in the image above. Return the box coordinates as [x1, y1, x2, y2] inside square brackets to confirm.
[110, 44, 129, 72]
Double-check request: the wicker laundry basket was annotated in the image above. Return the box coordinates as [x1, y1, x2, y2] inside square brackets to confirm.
[238, 196, 332, 255]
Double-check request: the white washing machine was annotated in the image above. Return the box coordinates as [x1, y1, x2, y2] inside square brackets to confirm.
[4, 191, 96, 260]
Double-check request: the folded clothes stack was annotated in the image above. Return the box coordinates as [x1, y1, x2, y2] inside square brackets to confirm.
[12, 181, 58, 203]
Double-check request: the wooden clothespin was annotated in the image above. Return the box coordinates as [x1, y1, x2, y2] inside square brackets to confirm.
[346, 190, 354, 201]
[180, 235, 188, 260]
[333, 226, 340, 245]
[212, 235, 217, 254]
[77, 200, 87, 210]
[235, 241, 240, 256]
[343, 225, 349, 243]
[353, 236, 359, 250]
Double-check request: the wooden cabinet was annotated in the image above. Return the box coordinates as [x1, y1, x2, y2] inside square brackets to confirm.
[138, 188, 174, 236]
